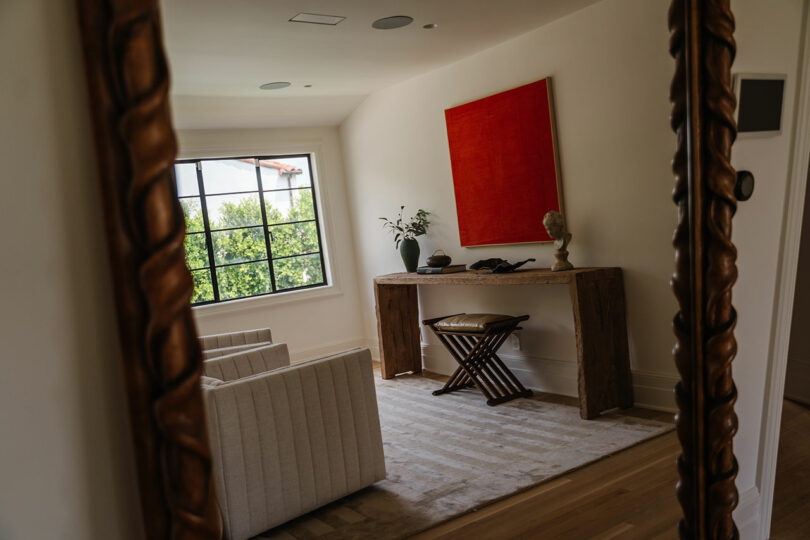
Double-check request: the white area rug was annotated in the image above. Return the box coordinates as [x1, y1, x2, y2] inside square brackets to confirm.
[259, 374, 673, 539]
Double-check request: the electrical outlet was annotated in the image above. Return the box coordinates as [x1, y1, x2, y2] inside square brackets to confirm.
[510, 333, 521, 351]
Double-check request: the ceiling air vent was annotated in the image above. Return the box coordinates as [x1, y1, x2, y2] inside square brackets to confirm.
[289, 13, 346, 26]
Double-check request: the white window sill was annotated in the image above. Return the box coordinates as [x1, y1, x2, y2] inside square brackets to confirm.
[191, 284, 341, 318]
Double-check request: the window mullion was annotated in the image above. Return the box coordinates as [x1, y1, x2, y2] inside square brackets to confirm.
[267, 218, 316, 227]
[306, 154, 329, 286]
[196, 161, 220, 302]
[255, 160, 278, 292]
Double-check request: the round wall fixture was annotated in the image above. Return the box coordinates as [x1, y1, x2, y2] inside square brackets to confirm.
[735, 170, 755, 201]
[372, 16, 413, 30]
[259, 82, 291, 90]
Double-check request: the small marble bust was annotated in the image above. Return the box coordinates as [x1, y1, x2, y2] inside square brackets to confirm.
[543, 211, 574, 272]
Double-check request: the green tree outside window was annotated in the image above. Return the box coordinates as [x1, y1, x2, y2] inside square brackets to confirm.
[181, 188, 324, 303]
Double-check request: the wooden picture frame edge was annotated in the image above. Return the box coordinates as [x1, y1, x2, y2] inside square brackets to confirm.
[70, 0, 742, 537]
[74, 1, 221, 538]
[445, 77, 563, 248]
[669, 0, 741, 537]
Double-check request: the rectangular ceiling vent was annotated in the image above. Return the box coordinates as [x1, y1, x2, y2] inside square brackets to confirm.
[289, 13, 346, 26]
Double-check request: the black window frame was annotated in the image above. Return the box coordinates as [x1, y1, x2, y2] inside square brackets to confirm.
[174, 153, 329, 305]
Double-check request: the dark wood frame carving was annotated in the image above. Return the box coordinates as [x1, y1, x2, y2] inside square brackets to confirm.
[75, 1, 220, 538]
[669, 0, 740, 538]
[72, 0, 740, 538]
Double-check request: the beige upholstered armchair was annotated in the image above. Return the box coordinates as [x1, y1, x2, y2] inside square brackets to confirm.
[198, 330, 386, 540]
[199, 328, 274, 359]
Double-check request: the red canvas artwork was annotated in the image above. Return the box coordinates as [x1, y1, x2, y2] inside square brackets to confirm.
[444, 78, 562, 246]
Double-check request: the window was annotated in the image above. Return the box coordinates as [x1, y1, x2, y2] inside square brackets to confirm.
[174, 155, 328, 305]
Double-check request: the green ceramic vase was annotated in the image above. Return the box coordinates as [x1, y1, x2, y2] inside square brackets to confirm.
[399, 238, 420, 272]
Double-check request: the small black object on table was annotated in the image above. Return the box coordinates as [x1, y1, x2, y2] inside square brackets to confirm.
[469, 258, 536, 273]
[423, 313, 533, 406]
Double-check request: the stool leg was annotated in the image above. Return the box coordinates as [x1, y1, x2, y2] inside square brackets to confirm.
[433, 333, 496, 402]
[476, 331, 533, 399]
[455, 334, 512, 400]
[449, 333, 509, 400]
[464, 327, 532, 405]
[432, 366, 473, 395]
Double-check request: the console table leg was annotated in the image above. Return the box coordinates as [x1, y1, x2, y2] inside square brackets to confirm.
[569, 269, 634, 419]
[374, 283, 422, 379]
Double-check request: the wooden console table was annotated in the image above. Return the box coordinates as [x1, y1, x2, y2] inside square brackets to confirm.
[373, 268, 633, 419]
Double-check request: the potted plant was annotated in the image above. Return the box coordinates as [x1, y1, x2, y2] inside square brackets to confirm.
[380, 206, 431, 272]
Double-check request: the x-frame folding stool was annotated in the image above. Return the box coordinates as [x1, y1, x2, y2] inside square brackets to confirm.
[423, 314, 533, 406]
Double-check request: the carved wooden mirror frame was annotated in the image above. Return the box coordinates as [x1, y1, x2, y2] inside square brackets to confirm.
[75, 0, 741, 538]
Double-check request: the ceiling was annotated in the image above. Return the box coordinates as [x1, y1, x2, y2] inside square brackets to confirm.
[162, 0, 602, 129]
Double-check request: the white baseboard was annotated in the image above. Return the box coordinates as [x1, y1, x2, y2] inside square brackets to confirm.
[735, 487, 761, 539]
[631, 370, 678, 412]
[421, 344, 678, 412]
[289, 337, 370, 363]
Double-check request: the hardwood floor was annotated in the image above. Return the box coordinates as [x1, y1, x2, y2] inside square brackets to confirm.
[408, 368, 681, 539]
[771, 399, 810, 539]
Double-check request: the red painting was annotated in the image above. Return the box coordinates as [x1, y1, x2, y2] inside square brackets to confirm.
[444, 78, 562, 247]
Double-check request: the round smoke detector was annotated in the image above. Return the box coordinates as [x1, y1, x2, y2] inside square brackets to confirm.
[372, 16, 414, 30]
[260, 82, 291, 90]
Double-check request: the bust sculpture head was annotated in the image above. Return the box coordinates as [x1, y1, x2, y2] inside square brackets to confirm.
[542, 210, 574, 272]
[542, 210, 566, 240]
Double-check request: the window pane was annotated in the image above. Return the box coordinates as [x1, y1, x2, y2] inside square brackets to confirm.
[207, 193, 262, 229]
[217, 261, 272, 300]
[269, 221, 319, 258]
[180, 198, 205, 233]
[175, 163, 199, 196]
[264, 188, 315, 224]
[273, 254, 324, 290]
[211, 227, 267, 266]
[184, 232, 209, 269]
[259, 156, 312, 190]
[201, 159, 258, 194]
[191, 269, 214, 303]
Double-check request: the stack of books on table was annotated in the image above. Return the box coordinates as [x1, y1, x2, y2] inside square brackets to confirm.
[416, 264, 466, 275]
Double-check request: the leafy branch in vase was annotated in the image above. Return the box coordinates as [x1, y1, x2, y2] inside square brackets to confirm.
[379, 206, 431, 248]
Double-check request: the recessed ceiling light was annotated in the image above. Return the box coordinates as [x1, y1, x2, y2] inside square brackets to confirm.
[423, 23, 438, 29]
[372, 16, 414, 30]
[290, 13, 345, 25]
[260, 82, 291, 90]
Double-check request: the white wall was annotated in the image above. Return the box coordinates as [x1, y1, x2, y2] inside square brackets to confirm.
[342, 0, 680, 409]
[0, 1, 144, 539]
[177, 127, 367, 362]
[731, 2, 805, 532]
[339, 0, 806, 534]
